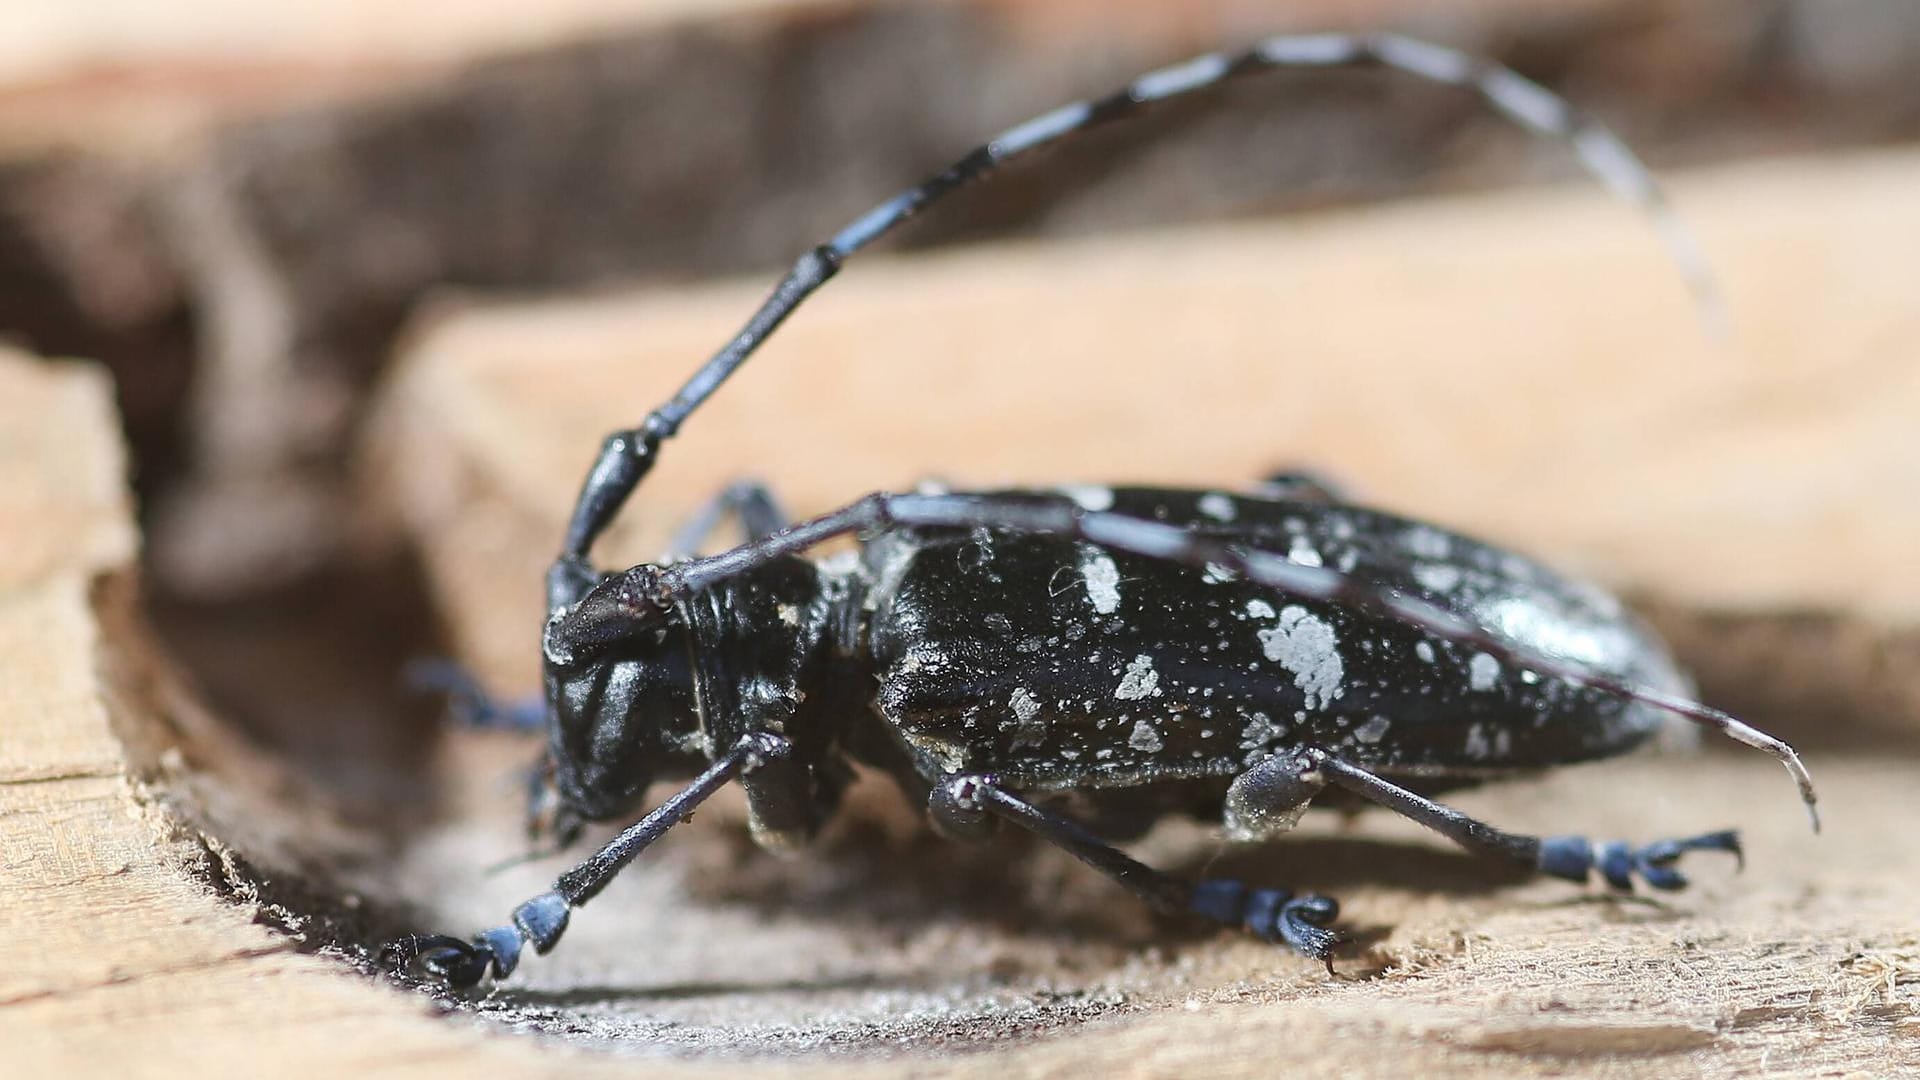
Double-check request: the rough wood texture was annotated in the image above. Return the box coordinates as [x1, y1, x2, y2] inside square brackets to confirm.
[358, 151, 1920, 1067]
[0, 351, 689, 1078]
[11, 0, 1920, 600]
[7, 160, 1920, 1077]
[375, 149, 1920, 746]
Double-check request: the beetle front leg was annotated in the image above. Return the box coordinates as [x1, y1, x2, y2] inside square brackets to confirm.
[935, 776, 1345, 971]
[384, 733, 791, 988]
[1303, 751, 1744, 891]
[663, 479, 790, 562]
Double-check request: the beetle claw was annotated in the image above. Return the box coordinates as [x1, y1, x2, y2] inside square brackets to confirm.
[383, 933, 496, 989]
[1276, 894, 1345, 974]
[1207, 883, 1346, 972]
[1541, 829, 1743, 893]
[1633, 830, 1743, 892]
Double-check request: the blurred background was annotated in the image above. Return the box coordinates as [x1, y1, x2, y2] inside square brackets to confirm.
[5, 0, 1919, 799]
[7, 2, 1920, 1055]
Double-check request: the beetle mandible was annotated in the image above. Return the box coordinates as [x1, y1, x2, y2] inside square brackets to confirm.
[388, 33, 1817, 989]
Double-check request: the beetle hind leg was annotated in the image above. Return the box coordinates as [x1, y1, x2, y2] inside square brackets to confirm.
[942, 775, 1346, 970]
[1307, 750, 1744, 892]
[1536, 830, 1742, 892]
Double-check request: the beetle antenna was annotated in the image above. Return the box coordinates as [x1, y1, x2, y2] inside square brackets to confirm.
[556, 34, 1722, 575]
[653, 34, 1720, 439]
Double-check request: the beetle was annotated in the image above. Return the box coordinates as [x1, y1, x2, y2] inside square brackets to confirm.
[386, 33, 1817, 989]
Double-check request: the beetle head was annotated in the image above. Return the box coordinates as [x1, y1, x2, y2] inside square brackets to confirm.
[540, 565, 707, 823]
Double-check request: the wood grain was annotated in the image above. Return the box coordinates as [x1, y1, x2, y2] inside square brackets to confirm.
[375, 149, 1920, 736]
[7, 154, 1920, 1077]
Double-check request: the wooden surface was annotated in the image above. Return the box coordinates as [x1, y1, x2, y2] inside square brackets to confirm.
[7, 154, 1920, 1077]
[10, 0, 1917, 604]
[377, 149, 1920, 745]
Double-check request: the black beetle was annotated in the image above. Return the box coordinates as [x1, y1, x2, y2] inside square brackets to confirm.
[387, 33, 1816, 989]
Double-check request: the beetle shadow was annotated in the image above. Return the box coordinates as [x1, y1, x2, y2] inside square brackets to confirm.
[494, 971, 900, 1009]
[678, 807, 1534, 952]
[1175, 833, 1535, 896]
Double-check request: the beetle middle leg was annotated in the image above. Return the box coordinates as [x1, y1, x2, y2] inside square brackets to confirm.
[663, 478, 789, 561]
[932, 775, 1345, 969]
[402, 659, 563, 839]
[1298, 750, 1744, 891]
[405, 658, 545, 732]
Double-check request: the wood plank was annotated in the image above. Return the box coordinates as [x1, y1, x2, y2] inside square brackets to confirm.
[10, 0, 1915, 603]
[375, 148, 1920, 734]
[7, 161, 1920, 1075]
[346, 153, 1920, 1067]
[0, 351, 611, 1077]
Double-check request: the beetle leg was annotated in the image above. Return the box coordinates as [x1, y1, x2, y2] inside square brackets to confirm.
[663, 479, 789, 562]
[384, 733, 790, 989]
[1253, 469, 1348, 504]
[941, 775, 1344, 972]
[403, 659, 562, 840]
[554, 34, 1722, 600]
[1308, 751, 1744, 891]
[404, 658, 545, 732]
[1224, 748, 1328, 839]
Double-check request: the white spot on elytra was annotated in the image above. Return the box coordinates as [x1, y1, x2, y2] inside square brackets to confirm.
[1412, 563, 1461, 594]
[1415, 641, 1437, 664]
[1405, 525, 1452, 560]
[1238, 711, 1288, 762]
[1465, 724, 1491, 759]
[1198, 493, 1237, 522]
[1010, 687, 1041, 721]
[1465, 723, 1512, 759]
[1256, 605, 1345, 710]
[1116, 654, 1161, 700]
[1287, 536, 1323, 568]
[1469, 652, 1501, 692]
[1567, 577, 1625, 618]
[1128, 718, 1164, 753]
[1245, 599, 1276, 620]
[1202, 562, 1238, 585]
[1008, 687, 1046, 748]
[1354, 715, 1391, 744]
[1061, 485, 1113, 512]
[1082, 550, 1121, 614]
[1487, 597, 1614, 667]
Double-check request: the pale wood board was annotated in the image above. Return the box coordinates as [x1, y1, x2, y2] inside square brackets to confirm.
[0, 0, 1608, 157]
[384, 150, 1920, 624]
[5, 158, 1920, 1077]
[374, 148, 1920, 743]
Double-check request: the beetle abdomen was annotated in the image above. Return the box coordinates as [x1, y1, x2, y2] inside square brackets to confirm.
[863, 487, 1688, 790]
